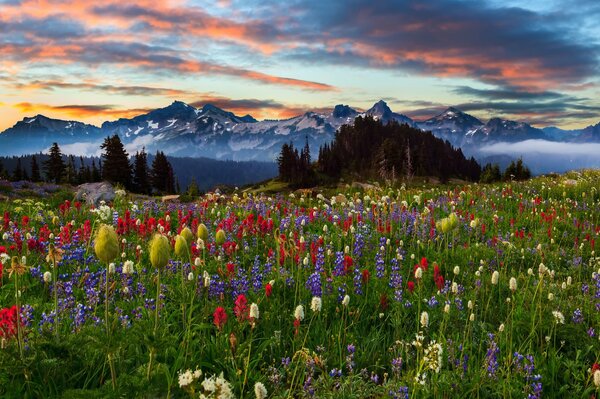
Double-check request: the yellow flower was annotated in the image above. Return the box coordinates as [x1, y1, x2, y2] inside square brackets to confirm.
[174, 234, 188, 258]
[94, 225, 119, 263]
[149, 233, 170, 269]
[180, 227, 194, 245]
[197, 223, 209, 242]
[215, 229, 226, 245]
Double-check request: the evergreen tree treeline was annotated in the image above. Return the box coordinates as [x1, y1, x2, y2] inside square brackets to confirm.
[1, 138, 178, 195]
[277, 137, 315, 187]
[481, 158, 531, 183]
[285, 116, 482, 184]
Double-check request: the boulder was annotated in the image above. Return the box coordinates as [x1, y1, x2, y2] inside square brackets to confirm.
[161, 194, 180, 202]
[75, 182, 116, 206]
[351, 182, 382, 191]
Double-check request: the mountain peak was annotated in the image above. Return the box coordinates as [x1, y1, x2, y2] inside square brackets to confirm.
[170, 100, 191, 107]
[201, 103, 225, 113]
[332, 104, 357, 118]
[368, 100, 392, 115]
[443, 106, 463, 115]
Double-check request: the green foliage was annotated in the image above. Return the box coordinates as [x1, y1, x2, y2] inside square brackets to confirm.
[318, 116, 481, 183]
[1, 170, 600, 397]
[504, 158, 531, 181]
[43, 142, 66, 184]
[480, 163, 502, 183]
[101, 135, 132, 189]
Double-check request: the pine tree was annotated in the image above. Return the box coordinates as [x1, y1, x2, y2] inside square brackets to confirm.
[65, 155, 77, 184]
[30, 155, 41, 182]
[132, 148, 151, 194]
[12, 158, 23, 181]
[44, 143, 66, 183]
[0, 159, 6, 179]
[186, 177, 200, 198]
[151, 151, 175, 194]
[91, 159, 101, 182]
[100, 135, 131, 188]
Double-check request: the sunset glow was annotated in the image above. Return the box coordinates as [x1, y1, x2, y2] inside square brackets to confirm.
[1, 0, 599, 130]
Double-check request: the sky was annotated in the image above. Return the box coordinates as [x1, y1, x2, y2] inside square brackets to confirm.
[1, 0, 599, 132]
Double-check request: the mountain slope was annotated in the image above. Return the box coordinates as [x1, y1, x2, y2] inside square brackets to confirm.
[1, 100, 598, 162]
[0, 115, 101, 155]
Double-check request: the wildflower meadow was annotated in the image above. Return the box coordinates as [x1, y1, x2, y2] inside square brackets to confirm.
[1, 171, 600, 398]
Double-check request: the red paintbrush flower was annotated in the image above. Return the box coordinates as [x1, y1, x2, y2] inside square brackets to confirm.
[213, 306, 227, 330]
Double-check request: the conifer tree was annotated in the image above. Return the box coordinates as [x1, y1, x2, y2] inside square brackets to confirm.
[151, 151, 175, 194]
[91, 159, 101, 182]
[44, 142, 66, 184]
[65, 155, 77, 184]
[12, 158, 23, 181]
[30, 155, 41, 182]
[100, 135, 131, 188]
[132, 148, 151, 194]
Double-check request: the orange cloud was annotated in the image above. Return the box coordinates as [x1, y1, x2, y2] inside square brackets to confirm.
[13, 102, 152, 120]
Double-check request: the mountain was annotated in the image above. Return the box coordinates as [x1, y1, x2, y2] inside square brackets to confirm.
[468, 118, 547, 143]
[417, 107, 484, 146]
[0, 115, 101, 155]
[575, 121, 600, 142]
[364, 100, 415, 126]
[1, 100, 598, 165]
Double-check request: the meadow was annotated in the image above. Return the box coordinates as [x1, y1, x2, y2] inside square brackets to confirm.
[1, 171, 600, 398]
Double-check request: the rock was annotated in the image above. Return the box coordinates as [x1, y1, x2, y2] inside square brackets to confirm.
[161, 195, 180, 202]
[75, 182, 116, 206]
[351, 182, 382, 191]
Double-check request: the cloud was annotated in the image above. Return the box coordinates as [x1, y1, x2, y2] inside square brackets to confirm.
[189, 96, 314, 119]
[0, 39, 334, 91]
[59, 141, 103, 156]
[452, 86, 569, 101]
[13, 102, 152, 119]
[282, 0, 600, 90]
[13, 80, 193, 97]
[124, 135, 155, 154]
[479, 139, 600, 156]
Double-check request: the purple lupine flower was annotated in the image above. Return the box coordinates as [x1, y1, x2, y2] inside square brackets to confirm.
[388, 386, 409, 399]
[391, 357, 403, 375]
[333, 251, 345, 276]
[572, 308, 584, 324]
[315, 246, 325, 273]
[485, 333, 499, 379]
[389, 258, 403, 302]
[306, 271, 322, 297]
[250, 255, 263, 293]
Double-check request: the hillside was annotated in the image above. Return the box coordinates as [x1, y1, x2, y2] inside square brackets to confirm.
[317, 116, 481, 182]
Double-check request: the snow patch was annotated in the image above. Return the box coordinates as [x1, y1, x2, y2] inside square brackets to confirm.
[147, 120, 158, 130]
[133, 126, 143, 135]
[165, 119, 177, 128]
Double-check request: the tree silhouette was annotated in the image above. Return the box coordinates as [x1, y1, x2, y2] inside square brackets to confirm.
[133, 148, 151, 194]
[30, 155, 41, 182]
[100, 135, 132, 188]
[151, 151, 175, 194]
[44, 143, 66, 183]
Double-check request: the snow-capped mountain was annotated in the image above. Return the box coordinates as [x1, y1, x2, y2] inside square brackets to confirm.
[0, 115, 101, 155]
[468, 118, 547, 143]
[417, 107, 484, 146]
[364, 100, 415, 126]
[0, 100, 598, 162]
